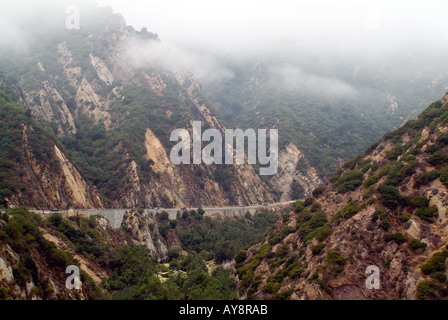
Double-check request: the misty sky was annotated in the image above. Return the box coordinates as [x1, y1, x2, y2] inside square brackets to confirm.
[1, 0, 447, 88]
[96, 0, 448, 54]
[1, 0, 447, 60]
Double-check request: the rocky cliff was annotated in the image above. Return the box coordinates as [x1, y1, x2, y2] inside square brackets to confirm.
[0, 4, 275, 209]
[0, 77, 102, 209]
[271, 143, 323, 201]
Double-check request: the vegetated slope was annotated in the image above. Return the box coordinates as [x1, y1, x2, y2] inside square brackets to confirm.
[0, 1, 275, 208]
[0, 207, 278, 300]
[234, 92, 448, 300]
[202, 56, 448, 195]
[0, 75, 102, 209]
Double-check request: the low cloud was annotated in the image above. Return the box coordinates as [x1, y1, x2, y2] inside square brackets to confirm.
[268, 63, 357, 96]
[125, 40, 235, 82]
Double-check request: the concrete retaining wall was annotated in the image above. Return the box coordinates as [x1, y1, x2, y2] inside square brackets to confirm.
[75, 205, 277, 229]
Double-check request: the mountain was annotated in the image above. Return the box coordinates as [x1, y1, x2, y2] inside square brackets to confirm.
[2, 1, 448, 301]
[234, 92, 448, 300]
[201, 53, 448, 197]
[9, 1, 446, 207]
[0, 2, 277, 209]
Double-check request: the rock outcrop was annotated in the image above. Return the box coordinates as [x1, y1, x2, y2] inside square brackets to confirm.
[271, 143, 323, 200]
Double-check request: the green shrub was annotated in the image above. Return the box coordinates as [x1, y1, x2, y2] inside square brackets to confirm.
[316, 223, 332, 241]
[325, 250, 346, 275]
[263, 269, 288, 294]
[361, 163, 378, 173]
[379, 220, 390, 231]
[416, 281, 439, 300]
[310, 202, 322, 213]
[433, 272, 447, 283]
[270, 225, 295, 245]
[269, 289, 293, 300]
[386, 145, 404, 160]
[329, 169, 342, 183]
[48, 212, 63, 227]
[312, 242, 326, 255]
[371, 211, 379, 223]
[287, 265, 304, 279]
[167, 248, 181, 262]
[403, 154, 416, 162]
[158, 224, 168, 237]
[427, 144, 439, 154]
[416, 206, 438, 222]
[263, 281, 281, 294]
[428, 151, 446, 165]
[312, 187, 325, 198]
[297, 211, 328, 242]
[159, 211, 169, 221]
[365, 142, 380, 155]
[333, 201, 361, 222]
[427, 170, 442, 181]
[342, 155, 363, 170]
[234, 250, 247, 264]
[378, 184, 405, 210]
[414, 170, 440, 186]
[364, 165, 392, 188]
[385, 161, 415, 186]
[410, 196, 429, 208]
[294, 201, 305, 213]
[237, 244, 273, 291]
[440, 166, 448, 187]
[438, 133, 448, 146]
[334, 171, 364, 193]
[304, 197, 314, 207]
[409, 239, 427, 252]
[275, 244, 288, 259]
[384, 233, 407, 244]
[421, 249, 448, 275]
[399, 213, 411, 222]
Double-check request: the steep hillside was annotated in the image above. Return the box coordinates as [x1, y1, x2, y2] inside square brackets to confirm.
[234, 93, 448, 300]
[0, 2, 276, 209]
[202, 56, 448, 196]
[0, 76, 102, 209]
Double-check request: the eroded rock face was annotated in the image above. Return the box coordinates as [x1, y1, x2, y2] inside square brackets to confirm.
[20, 80, 77, 136]
[14, 16, 279, 209]
[0, 257, 14, 282]
[53, 145, 103, 208]
[121, 210, 169, 259]
[271, 143, 323, 201]
[90, 54, 114, 85]
[6, 124, 103, 209]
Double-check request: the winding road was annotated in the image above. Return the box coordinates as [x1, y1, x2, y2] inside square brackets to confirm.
[27, 200, 297, 228]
